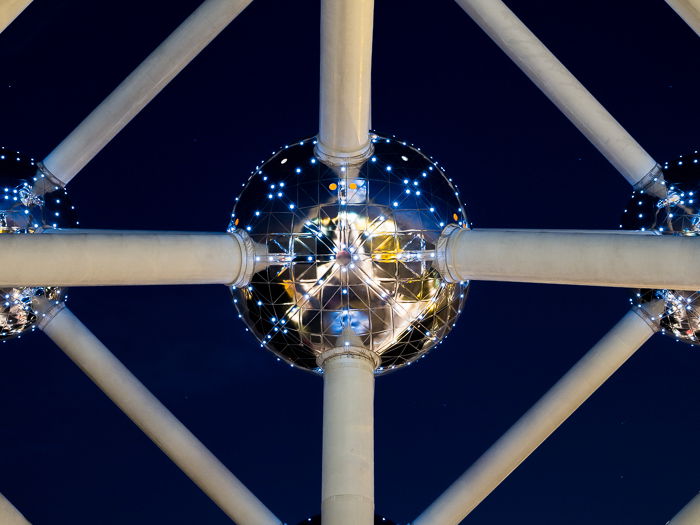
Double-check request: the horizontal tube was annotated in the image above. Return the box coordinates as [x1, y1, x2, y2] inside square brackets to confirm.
[41, 0, 253, 185]
[453, 0, 658, 187]
[439, 229, 700, 291]
[414, 306, 659, 525]
[39, 306, 281, 525]
[0, 231, 252, 286]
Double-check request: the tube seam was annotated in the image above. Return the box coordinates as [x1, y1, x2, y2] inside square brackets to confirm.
[314, 140, 374, 167]
[317, 346, 380, 369]
[434, 223, 463, 283]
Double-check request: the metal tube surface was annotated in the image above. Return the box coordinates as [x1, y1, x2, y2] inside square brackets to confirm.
[321, 350, 376, 525]
[0, 231, 254, 286]
[669, 492, 700, 525]
[438, 229, 700, 291]
[666, 0, 700, 36]
[453, 0, 657, 187]
[414, 306, 659, 525]
[318, 0, 374, 160]
[0, 0, 31, 33]
[0, 493, 30, 525]
[41, 0, 253, 185]
[39, 306, 281, 525]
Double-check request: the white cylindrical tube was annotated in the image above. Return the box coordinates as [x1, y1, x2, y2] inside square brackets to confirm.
[0, 0, 31, 34]
[414, 305, 660, 525]
[0, 231, 257, 287]
[320, 348, 377, 525]
[666, 0, 700, 37]
[669, 492, 700, 525]
[39, 306, 281, 525]
[317, 0, 374, 161]
[40, 0, 253, 186]
[0, 493, 30, 525]
[437, 228, 700, 291]
[453, 0, 658, 188]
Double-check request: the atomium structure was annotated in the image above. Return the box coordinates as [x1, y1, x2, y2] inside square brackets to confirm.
[0, 1, 698, 524]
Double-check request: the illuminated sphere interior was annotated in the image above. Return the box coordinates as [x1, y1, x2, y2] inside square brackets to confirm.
[0, 148, 78, 340]
[229, 134, 469, 373]
[621, 149, 700, 344]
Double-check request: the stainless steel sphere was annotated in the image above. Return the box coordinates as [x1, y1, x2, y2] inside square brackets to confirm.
[621, 150, 700, 344]
[229, 134, 469, 373]
[0, 148, 78, 340]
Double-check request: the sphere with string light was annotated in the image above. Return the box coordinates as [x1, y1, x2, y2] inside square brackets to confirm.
[229, 134, 469, 373]
[621, 150, 700, 344]
[0, 148, 78, 340]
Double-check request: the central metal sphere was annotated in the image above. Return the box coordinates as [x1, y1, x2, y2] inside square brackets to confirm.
[229, 134, 469, 373]
[0, 147, 78, 341]
[621, 149, 700, 345]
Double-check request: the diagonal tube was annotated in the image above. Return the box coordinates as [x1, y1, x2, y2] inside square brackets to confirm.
[0, 230, 262, 287]
[669, 492, 700, 525]
[0, 493, 30, 525]
[435, 228, 700, 291]
[317, 0, 375, 162]
[37, 304, 281, 525]
[453, 0, 660, 189]
[666, 0, 700, 37]
[413, 302, 662, 525]
[0, 0, 31, 34]
[39, 0, 254, 186]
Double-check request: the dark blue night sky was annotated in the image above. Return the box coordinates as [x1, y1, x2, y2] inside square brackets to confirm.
[0, 1, 698, 523]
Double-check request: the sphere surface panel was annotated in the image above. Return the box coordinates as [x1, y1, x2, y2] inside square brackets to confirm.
[0, 148, 78, 340]
[230, 135, 469, 373]
[621, 150, 700, 345]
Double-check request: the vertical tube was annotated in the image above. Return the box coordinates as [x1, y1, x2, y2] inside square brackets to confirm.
[40, 0, 253, 186]
[669, 492, 700, 525]
[453, 0, 659, 189]
[0, 0, 31, 34]
[318, 0, 374, 161]
[39, 306, 281, 525]
[0, 493, 30, 525]
[414, 304, 661, 525]
[320, 349, 377, 525]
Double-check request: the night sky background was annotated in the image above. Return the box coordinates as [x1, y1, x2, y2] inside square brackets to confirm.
[0, 1, 698, 523]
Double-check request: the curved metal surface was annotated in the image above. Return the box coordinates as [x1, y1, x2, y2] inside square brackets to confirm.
[229, 134, 469, 373]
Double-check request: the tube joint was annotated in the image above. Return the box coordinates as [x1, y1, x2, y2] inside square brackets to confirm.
[317, 346, 380, 370]
[314, 139, 374, 168]
[34, 161, 66, 194]
[434, 223, 464, 283]
[632, 298, 665, 332]
[633, 163, 667, 198]
[34, 296, 67, 330]
[228, 230, 267, 288]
